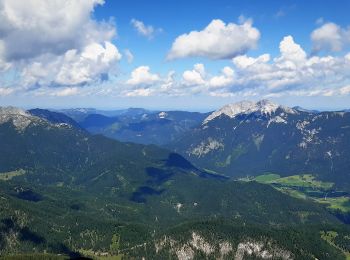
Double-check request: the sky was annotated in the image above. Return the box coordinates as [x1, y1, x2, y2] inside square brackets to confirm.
[0, 0, 350, 111]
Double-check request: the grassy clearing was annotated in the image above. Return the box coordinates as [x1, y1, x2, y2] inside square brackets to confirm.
[316, 196, 350, 212]
[254, 173, 280, 183]
[0, 169, 25, 181]
[253, 173, 350, 213]
[254, 173, 334, 189]
[272, 174, 334, 189]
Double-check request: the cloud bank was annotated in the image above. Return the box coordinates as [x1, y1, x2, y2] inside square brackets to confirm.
[0, 0, 121, 88]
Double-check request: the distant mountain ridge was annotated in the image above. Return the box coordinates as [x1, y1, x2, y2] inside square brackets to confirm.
[57, 107, 152, 122]
[169, 100, 350, 190]
[59, 108, 210, 145]
[28, 108, 82, 129]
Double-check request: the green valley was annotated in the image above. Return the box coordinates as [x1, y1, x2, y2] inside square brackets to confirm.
[0, 108, 349, 259]
[251, 173, 350, 216]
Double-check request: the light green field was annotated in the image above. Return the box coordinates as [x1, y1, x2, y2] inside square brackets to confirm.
[254, 173, 334, 189]
[316, 196, 350, 212]
[253, 173, 350, 213]
[273, 174, 334, 189]
[0, 169, 25, 181]
[254, 173, 280, 183]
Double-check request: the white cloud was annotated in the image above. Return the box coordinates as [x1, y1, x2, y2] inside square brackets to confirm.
[121, 69, 177, 97]
[124, 88, 153, 97]
[0, 87, 13, 96]
[182, 63, 206, 86]
[131, 19, 161, 39]
[25, 34, 350, 100]
[276, 36, 306, 65]
[126, 66, 160, 86]
[311, 22, 350, 52]
[227, 35, 350, 97]
[52, 87, 79, 97]
[233, 54, 270, 69]
[55, 41, 121, 86]
[208, 67, 234, 88]
[20, 41, 121, 88]
[167, 19, 260, 60]
[160, 70, 176, 92]
[124, 49, 134, 63]
[0, 0, 121, 88]
[0, 0, 112, 61]
[182, 63, 235, 89]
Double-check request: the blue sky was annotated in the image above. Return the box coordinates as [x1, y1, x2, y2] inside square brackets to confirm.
[95, 0, 349, 63]
[0, 0, 350, 111]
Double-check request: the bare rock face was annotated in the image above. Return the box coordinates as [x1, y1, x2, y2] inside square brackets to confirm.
[203, 99, 295, 124]
[0, 106, 72, 132]
[0, 107, 40, 131]
[234, 240, 293, 260]
[154, 232, 293, 260]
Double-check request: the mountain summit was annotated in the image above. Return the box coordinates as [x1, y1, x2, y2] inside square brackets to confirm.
[0, 106, 77, 132]
[203, 99, 295, 124]
[0, 106, 43, 131]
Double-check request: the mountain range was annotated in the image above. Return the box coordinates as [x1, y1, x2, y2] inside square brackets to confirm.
[0, 103, 349, 259]
[57, 108, 209, 145]
[169, 100, 350, 191]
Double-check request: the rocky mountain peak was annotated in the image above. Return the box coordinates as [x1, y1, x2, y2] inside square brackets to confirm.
[203, 99, 294, 124]
[0, 106, 74, 132]
[0, 106, 40, 131]
[0, 106, 29, 117]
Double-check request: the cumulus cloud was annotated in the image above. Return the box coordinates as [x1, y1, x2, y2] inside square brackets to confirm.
[21, 41, 121, 88]
[311, 22, 350, 52]
[182, 64, 206, 86]
[0, 0, 113, 61]
[126, 66, 160, 86]
[181, 63, 235, 90]
[233, 54, 270, 69]
[0, 0, 121, 88]
[56, 41, 121, 85]
[121, 69, 179, 97]
[24, 34, 350, 100]
[208, 67, 235, 88]
[228, 35, 350, 97]
[276, 35, 306, 65]
[130, 19, 161, 39]
[167, 19, 260, 60]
